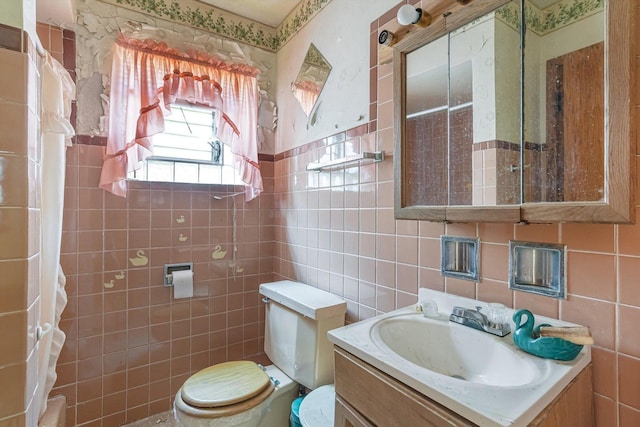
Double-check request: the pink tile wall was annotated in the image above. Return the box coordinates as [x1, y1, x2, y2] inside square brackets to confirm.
[0, 32, 41, 426]
[30, 2, 640, 425]
[36, 22, 276, 425]
[272, 2, 640, 426]
[36, 23, 64, 64]
[54, 144, 275, 425]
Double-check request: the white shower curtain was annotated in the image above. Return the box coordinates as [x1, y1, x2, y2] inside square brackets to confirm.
[37, 52, 75, 419]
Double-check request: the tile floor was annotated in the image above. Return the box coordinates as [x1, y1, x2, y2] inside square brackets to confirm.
[123, 410, 178, 426]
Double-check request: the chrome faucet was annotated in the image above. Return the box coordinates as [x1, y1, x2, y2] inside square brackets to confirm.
[449, 306, 510, 337]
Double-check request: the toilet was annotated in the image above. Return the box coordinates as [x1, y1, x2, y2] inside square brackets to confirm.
[299, 384, 336, 427]
[174, 280, 346, 426]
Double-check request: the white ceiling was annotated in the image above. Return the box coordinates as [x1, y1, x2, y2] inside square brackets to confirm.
[35, 0, 303, 29]
[197, 0, 301, 28]
[36, 0, 76, 27]
[35, 0, 563, 29]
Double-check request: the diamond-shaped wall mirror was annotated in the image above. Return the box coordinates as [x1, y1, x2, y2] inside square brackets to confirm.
[291, 43, 332, 116]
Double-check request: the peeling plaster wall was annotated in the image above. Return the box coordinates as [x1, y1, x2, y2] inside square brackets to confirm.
[275, 0, 397, 152]
[75, 0, 278, 154]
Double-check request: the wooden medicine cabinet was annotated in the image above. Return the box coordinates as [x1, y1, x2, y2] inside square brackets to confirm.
[393, 0, 635, 223]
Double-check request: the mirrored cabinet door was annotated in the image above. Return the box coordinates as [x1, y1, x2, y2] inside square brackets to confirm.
[404, 34, 450, 207]
[520, 0, 634, 223]
[393, 0, 634, 224]
[522, 0, 605, 204]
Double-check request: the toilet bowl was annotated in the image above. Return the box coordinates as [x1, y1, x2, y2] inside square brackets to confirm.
[173, 281, 347, 427]
[299, 385, 336, 427]
[174, 363, 298, 427]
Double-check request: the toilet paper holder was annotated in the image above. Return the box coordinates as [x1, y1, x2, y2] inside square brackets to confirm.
[164, 263, 193, 287]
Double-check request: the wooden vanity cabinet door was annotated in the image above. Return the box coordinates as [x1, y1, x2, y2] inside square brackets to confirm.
[335, 395, 375, 427]
[529, 364, 594, 427]
[334, 347, 475, 427]
[334, 346, 594, 427]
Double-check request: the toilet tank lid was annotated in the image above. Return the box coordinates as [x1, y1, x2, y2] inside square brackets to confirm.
[259, 281, 346, 320]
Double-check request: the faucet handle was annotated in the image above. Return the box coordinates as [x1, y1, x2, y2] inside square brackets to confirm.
[450, 305, 511, 337]
[487, 303, 508, 325]
[420, 300, 439, 317]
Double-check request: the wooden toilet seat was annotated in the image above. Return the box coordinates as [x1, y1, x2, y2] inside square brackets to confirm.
[178, 361, 275, 418]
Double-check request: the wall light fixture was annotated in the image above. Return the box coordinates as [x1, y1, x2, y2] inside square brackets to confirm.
[396, 4, 432, 27]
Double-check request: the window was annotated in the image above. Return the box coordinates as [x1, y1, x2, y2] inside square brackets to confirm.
[128, 103, 242, 185]
[100, 34, 263, 199]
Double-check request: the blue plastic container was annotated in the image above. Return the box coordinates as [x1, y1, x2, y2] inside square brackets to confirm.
[290, 396, 304, 427]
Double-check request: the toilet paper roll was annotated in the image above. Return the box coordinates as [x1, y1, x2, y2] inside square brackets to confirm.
[172, 269, 194, 299]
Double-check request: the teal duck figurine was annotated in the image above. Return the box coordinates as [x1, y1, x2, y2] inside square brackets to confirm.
[512, 309, 583, 361]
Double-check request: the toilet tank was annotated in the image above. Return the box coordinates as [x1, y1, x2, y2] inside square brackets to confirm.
[259, 281, 346, 390]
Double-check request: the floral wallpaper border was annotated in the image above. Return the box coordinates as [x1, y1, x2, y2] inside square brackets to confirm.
[496, 0, 604, 34]
[105, 0, 331, 51]
[98, 0, 602, 52]
[277, 0, 331, 47]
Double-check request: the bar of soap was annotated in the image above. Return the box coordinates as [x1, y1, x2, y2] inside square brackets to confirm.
[538, 326, 594, 345]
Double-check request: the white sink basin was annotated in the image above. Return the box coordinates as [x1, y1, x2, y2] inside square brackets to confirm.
[328, 289, 591, 427]
[371, 314, 539, 387]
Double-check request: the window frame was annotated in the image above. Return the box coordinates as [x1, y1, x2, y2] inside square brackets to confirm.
[127, 101, 242, 186]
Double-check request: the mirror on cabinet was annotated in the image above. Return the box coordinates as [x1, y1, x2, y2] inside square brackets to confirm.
[291, 43, 332, 117]
[404, 1, 521, 208]
[522, 0, 604, 204]
[393, 0, 634, 223]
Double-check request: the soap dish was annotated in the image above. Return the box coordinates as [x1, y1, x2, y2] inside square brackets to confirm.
[512, 309, 584, 361]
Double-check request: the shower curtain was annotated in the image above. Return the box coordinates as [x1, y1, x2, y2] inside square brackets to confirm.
[37, 52, 75, 419]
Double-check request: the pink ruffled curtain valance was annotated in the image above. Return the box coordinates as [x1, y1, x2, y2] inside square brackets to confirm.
[99, 34, 263, 199]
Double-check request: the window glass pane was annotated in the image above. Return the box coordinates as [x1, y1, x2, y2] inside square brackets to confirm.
[174, 162, 199, 183]
[131, 160, 147, 180]
[221, 165, 240, 185]
[127, 103, 235, 185]
[147, 160, 174, 182]
[163, 120, 193, 135]
[153, 146, 212, 162]
[199, 164, 222, 184]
